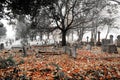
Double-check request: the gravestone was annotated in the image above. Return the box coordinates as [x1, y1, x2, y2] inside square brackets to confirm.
[116, 35, 120, 47]
[86, 44, 92, 50]
[0, 43, 4, 50]
[63, 46, 71, 55]
[110, 35, 113, 44]
[21, 40, 27, 57]
[96, 31, 101, 46]
[71, 46, 77, 59]
[102, 39, 118, 53]
[107, 44, 118, 53]
[102, 39, 110, 52]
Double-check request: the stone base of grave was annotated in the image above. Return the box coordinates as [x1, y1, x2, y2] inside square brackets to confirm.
[89, 42, 94, 46]
[117, 42, 120, 47]
[96, 42, 101, 46]
[102, 44, 118, 53]
[107, 44, 118, 53]
[102, 45, 108, 52]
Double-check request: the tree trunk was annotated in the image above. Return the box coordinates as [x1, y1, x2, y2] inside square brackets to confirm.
[39, 32, 42, 41]
[77, 28, 84, 42]
[22, 46, 27, 57]
[72, 31, 74, 41]
[62, 31, 67, 46]
[105, 26, 110, 39]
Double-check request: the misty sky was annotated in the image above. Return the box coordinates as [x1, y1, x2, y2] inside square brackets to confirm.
[0, 1, 120, 41]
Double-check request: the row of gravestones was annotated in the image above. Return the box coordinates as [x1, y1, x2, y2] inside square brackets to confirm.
[85, 34, 120, 53]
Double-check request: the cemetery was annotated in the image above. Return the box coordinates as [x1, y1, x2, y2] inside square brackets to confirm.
[0, 0, 120, 80]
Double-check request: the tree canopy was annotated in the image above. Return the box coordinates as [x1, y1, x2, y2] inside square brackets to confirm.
[0, 0, 119, 46]
[0, 0, 57, 20]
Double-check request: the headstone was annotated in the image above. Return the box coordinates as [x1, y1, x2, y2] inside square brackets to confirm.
[107, 44, 118, 53]
[0, 43, 4, 50]
[110, 35, 113, 44]
[116, 35, 120, 47]
[102, 39, 110, 52]
[102, 39, 118, 53]
[96, 31, 101, 46]
[71, 46, 77, 59]
[63, 46, 71, 55]
[86, 44, 92, 50]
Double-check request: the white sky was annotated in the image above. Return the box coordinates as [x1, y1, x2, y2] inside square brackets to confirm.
[1, 19, 15, 39]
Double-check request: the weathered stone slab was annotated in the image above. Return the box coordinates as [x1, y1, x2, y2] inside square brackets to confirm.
[107, 44, 118, 53]
[86, 44, 92, 50]
[102, 39, 110, 52]
[71, 46, 77, 58]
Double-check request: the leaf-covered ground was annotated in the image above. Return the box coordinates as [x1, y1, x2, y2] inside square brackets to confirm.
[0, 46, 120, 80]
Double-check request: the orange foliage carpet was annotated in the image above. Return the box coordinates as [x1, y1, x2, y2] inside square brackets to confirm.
[0, 47, 120, 80]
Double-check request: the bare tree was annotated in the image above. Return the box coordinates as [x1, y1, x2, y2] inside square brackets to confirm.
[46, 0, 107, 46]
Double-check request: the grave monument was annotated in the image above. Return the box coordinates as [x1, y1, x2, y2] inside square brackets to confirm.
[96, 31, 101, 46]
